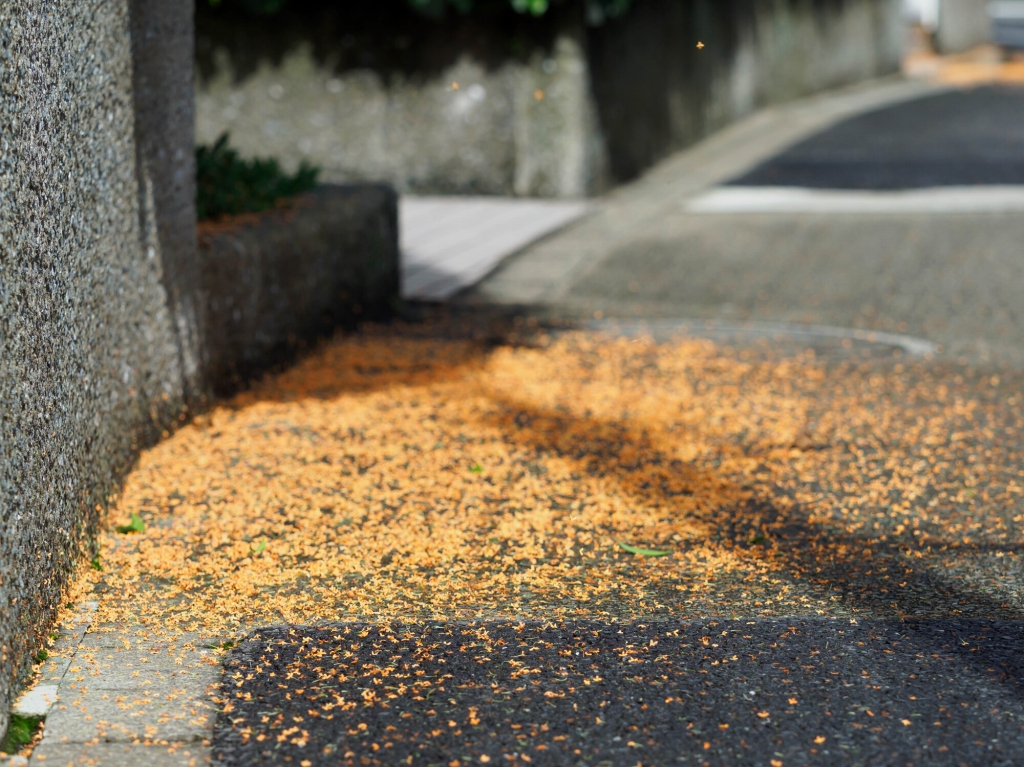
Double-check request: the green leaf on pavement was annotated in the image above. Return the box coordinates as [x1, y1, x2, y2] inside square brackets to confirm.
[251, 539, 267, 555]
[619, 542, 671, 557]
[469, 463, 483, 473]
[116, 513, 145, 534]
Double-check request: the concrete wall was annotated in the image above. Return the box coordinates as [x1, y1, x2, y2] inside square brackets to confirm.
[195, 0, 903, 196]
[196, 33, 607, 198]
[589, 0, 905, 180]
[130, 0, 206, 404]
[0, 1, 192, 736]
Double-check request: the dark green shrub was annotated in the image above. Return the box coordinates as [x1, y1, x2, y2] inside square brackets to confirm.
[205, 0, 634, 21]
[196, 133, 320, 221]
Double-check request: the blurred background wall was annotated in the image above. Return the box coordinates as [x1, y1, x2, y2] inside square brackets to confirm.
[195, 0, 905, 198]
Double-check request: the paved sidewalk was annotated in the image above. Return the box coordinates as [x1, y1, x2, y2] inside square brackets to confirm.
[27, 627, 217, 766]
[400, 197, 589, 301]
[218, 619, 1024, 767]
[468, 79, 1024, 367]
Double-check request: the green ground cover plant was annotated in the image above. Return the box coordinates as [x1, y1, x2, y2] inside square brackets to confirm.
[196, 133, 319, 221]
[0, 714, 42, 756]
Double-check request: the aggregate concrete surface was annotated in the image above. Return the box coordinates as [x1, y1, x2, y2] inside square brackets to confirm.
[215, 620, 1024, 767]
[0, 0, 196, 736]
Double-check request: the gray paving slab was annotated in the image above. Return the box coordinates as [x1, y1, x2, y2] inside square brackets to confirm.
[30, 742, 210, 767]
[61, 631, 218, 692]
[36, 604, 94, 687]
[41, 691, 212, 745]
[400, 196, 590, 301]
[29, 628, 217, 766]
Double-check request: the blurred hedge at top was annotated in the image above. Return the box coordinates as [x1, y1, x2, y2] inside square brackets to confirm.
[198, 0, 635, 86]
[206, 0, 633, 23]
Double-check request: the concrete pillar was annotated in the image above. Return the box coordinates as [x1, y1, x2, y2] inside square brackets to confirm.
[937, 0, 992, 52]
[129, 0, 207, 403]
[0, 0, 187, 739]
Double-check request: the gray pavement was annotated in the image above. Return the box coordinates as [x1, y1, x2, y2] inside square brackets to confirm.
[731, 85, 1024, 189]
[468, 78, 1024, 368]
[25, 629, 216, 766]
[561, 211, 1024, 364]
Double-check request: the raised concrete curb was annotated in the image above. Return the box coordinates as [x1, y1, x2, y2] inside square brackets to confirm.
[687, 185, 1024, 214]
[200, 183, 399, 394]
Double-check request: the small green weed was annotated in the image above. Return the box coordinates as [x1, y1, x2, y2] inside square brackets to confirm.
[618, 542, 671, 557]
[116, 513, 145, 534]
[0, 714, 42, 755]
[90, 554, 103, 571]
[469, 463, 483, 473]
[196, 133, 319, 221]
[34, 649, 48, 664]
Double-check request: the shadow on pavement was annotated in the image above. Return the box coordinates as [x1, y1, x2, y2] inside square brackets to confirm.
[478, 395, 1024, 701]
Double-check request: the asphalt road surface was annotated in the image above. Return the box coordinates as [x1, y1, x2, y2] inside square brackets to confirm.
[215, 620, 1024, 767]
[730, 86, 1024, 189]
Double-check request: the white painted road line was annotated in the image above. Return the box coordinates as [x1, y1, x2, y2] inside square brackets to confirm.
[586, 318, 939, 357]
[400, 196, 590, 301]
[686, 185, 1024, 214]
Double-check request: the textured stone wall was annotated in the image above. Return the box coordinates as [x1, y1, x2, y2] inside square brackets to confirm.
[0, 0, 190, 736]
[195, 0, 903, 196]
